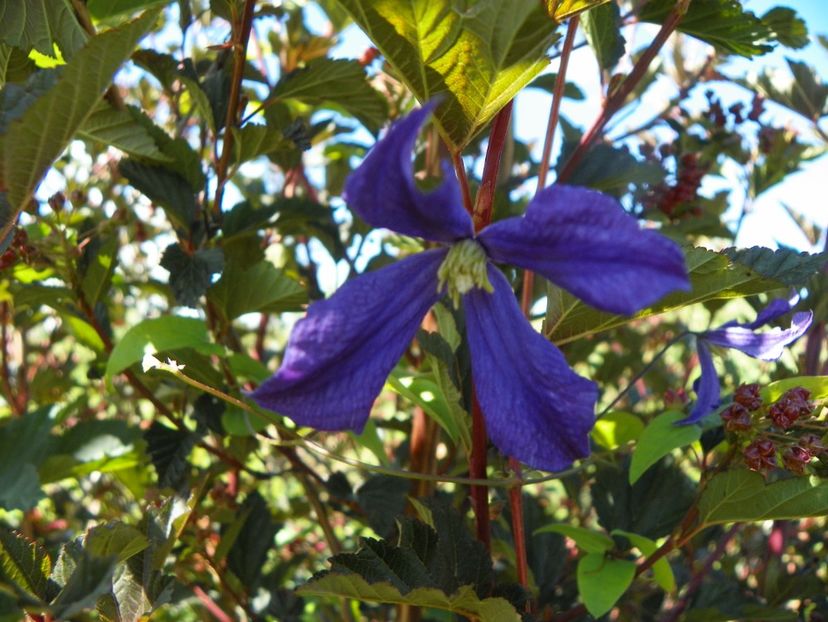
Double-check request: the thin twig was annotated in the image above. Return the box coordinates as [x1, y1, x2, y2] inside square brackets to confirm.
[212, 0, 258, 217]
[559, 0, 692, 182]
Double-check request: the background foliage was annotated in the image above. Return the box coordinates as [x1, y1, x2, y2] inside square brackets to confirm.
[0, 0, 827, 620]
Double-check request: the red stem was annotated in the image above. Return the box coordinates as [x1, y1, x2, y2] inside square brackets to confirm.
[473, 101, 513, 232]
[558, 0, 690, 182]
[470, 392, 491, 549]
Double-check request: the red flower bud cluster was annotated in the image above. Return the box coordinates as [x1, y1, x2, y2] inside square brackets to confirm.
[641, 151, 707, 219]
[768, 388, 813, 429]
[0, 228, 35, 271]
[744, 438, 777, 472]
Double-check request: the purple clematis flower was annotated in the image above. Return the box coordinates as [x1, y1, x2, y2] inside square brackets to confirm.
[251, 105, 690, 471]
[680, 293, 813, 425]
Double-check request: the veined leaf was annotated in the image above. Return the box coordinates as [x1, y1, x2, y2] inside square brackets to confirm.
[0, 528, 51, 602]
[87, 0, 169, 19]
[611, 529, 675, 592]
[698, 470, 828, 525]
[576, 553, 635, 618]
[0, 43, 36, 88]
[207, 259, 306, 320]
[533, 524, 614, 553]
[640, 0, 774, 58]
[0, 0, 87, 58]
[78, 102, 172, 162]
[753, 59, 828, 121]
[581, 1, 625, 71]
[270, 58, 388, 134]
[334, 0, 559, 149]
[629, 411, 701, 485]
[724, 246, 827, 287]
[761, 376, 828, 403]
[0, 9, 161, 240]
[546, 246, 794, 345]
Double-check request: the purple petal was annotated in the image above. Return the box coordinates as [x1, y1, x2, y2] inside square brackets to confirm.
[677, 340, 720, 425]
[251, 249, 447, 431]
[477, 185, 690, 315]
[703, 311, 813, 361]
[344, 105, 473, 243]
[463, 266, 597, 471]
[745, 292, 799, 329]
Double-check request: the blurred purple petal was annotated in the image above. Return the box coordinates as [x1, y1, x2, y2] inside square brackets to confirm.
[477, 185, 690, 315]
[704, 310, 813, 361]
[678, 340, 720, 424]
[251, 249, 448, 431]
[744, 292, 799, 329]
[463, 266, 597, 471]
[344, 105, 473, 243]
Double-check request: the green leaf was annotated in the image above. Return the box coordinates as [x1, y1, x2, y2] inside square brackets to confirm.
[356, 476, 410, 537]
[526, 73, 585, 100]
[84, 524, 149, 564]
[754, 59, 828, 121]
[0, 407, 54, 510]
[301, 578, 519, 621]
[629, 411, 700, 485]
[611, 530, 675, 592]
[591, 411, 644, 450]
[230, 124, 299, 165]
[0, 43, 35, 88]
[576, 553, 636, 618]
[0, 9, 161, 237]
[270, 58, 388, 134]
[143, 422, 195, 489]
[581, 2, 625, 71]
[207, 259, 306, 320]
[761, 376, 828, 403]
[761, 7, 808, 50]
[545, 0, 612, 21]
[105, 315, 221, 378]
[533, 524, 614, 553]
[49, 552, 116, 620]
[0, 0, 87, 58]
[547, 246, 792, 345]
[698, 471, 828, 525]
[640, 0, 774, 58]
[388, 370, 465, 445]
[88, 0, 169, 19]
[80, 235, 119, 306]
[723, 247, 826, 287]
[556, 139, 663, 193]
[119, 159, 198, 230]
[78, 103, 172, 163]
[160, 244, 224, 308]
[334, 0, 559, 149]
[0, 528, 51, 601]
[226, 492, 281, 588]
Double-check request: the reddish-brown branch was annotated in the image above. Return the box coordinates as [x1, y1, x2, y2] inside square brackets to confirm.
[193, 585, 233, 622]
[470, 392, 491, 550]
[0, 302, 25, 416]
[558, 0, 691, 182]
[213, 0, 258, 217]
[473, 101, 513, 232]
[452, 151, 474, 216]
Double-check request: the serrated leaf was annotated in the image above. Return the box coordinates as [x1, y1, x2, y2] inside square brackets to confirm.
[78, 102, 172, 162]
[230, 124, 298, 165]
[581, 2, 625, 71]
[723, 246, 827, 287]
[546, 246, 792, 345]
[629, 411, 701, 485]
[0, 0, 87, 58]
[0, 9, 161, 240]
[303, 576, 518, 621]
[0, 43, 35, 88]
[640, 0, 774, 58]
[335, 0, 559, 149]
[49, 552, 116, 620]
[576, 553, 635, 617]
[753, 59, 828, 121]
[143, 422, 195, 489]
[225, 492, 281, 588]
[545, 0, 612, 21]
[160, 244, 224, 307]
[207, 258, 306, 320]
[533, 524, 614, 553]
[84, 524, 149, 564]
[557, 141, 663, 192]
[270, 58, 388, 133]
[88, 0, 169, 19]
[106, 315, 221, 378]
[0, 528, 51, 601]
[698, 471, 828, 525]
[119, 159, 198, 230]
[761, 7, 808, 50]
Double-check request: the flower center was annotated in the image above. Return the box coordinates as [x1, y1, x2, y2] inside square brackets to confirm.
[437, 239, 493, 307]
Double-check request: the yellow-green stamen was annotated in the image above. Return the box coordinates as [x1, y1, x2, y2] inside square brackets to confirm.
[437, 239, 494, 307]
